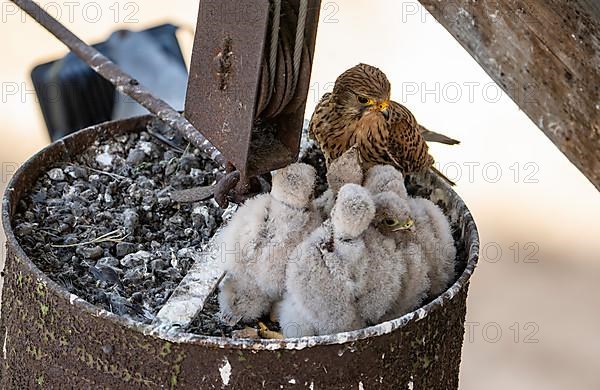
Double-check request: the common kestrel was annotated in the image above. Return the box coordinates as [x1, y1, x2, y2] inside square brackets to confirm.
[309, 63, 458, 185]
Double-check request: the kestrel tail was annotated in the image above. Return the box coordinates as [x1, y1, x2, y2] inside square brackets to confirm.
[309, 63, 457, 186]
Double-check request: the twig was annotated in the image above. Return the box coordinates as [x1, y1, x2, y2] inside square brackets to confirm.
[51, 229, 129, 248]
[84, 166, 128, 181]
[147, 128, 186, 154]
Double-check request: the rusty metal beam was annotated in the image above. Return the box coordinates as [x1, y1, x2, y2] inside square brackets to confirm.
[186, 0, 271, 178]
[419, 0, 600, 190]
[186, 0, 322, 179]
[10, 0, 226, 168]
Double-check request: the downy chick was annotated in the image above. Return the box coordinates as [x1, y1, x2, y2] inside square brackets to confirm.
[407, 196, 456, 297]
[357, 193, 408, 325]
[218, 163, 320, 325]
[313, 146, 364, 221]
[364, 165, 456, 297]
[278, 184, 375, 337]
[363, 164, 408, 199]
[370, 191, 431, 319]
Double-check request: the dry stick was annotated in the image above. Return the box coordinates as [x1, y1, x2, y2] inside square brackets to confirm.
[152, 204, 238, 333]
[69, 165, 128, 181]
[51, 230, 129, 248]
[10, 0, 226, 168]
[152, 247, 226, 333]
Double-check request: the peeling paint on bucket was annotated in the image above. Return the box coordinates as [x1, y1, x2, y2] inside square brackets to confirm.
[219, 357, 232, 386]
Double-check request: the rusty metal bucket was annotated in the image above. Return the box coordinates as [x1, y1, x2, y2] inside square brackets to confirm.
[1, 115, 479, 389]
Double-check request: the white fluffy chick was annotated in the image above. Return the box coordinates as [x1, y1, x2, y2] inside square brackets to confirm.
[363, 165, 408, 199]
[277, 184, 375, 337]
[357, 199, 405, 325]
[407, 196, 456, 297]
[217, 163, 320, 325]
[313, 146, 363, 221]
[370, 191, 431, 319]
[364, 165, 455, 298]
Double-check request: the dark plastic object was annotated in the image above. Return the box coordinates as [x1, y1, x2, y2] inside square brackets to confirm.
[30, 24, 185, 141]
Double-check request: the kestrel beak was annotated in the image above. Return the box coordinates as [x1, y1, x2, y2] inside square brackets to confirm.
[391, 218, 414, 232]
[379, 100, 390, 119]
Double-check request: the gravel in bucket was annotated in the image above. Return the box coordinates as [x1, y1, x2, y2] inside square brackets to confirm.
[13, 120, 225, 326]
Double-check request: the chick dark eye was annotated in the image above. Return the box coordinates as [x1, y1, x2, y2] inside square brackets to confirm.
[357, 96, 370, 104]
[383, 218, 396, 226]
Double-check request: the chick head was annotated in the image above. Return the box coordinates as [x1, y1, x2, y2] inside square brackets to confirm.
[363, 165, 408, 198]
[271, 163, 317, 208]
[326, 146, 364, 193]
[331, 183, 375, 239]
[373, 191, 414, 236]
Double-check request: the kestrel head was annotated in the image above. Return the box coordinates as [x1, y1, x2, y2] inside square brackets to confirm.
[332, 63, 391, 119]
[271, 163, 316, 208]
[331, 183, 375, 239]
[372, 191, 414, 236]
[326, 146, 363, 193]
[364, 165, 408, 199]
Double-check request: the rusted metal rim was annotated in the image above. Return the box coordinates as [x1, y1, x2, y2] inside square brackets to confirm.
[1, 114, 479, 351]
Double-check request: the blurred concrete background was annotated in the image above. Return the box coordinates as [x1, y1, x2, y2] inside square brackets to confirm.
[0, 1, 599, 389]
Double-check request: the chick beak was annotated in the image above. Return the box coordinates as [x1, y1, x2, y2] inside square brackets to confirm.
[391, 218, 414, 232]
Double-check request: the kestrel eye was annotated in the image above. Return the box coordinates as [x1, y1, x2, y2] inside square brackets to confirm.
[357, 96, 370, 104]
[383, 218, 399, 227]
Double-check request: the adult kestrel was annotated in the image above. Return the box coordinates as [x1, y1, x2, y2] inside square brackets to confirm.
[309, 63, 458, 185]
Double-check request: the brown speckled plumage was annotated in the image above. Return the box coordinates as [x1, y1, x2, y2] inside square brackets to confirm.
[310, 64, 452, 183]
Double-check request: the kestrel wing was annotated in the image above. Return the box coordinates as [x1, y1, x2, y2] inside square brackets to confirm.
[385, 103, 432, 173]
[308, 92, 332, 140]
[419, 124, 460, 145]
[384, 118, 414, 172]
